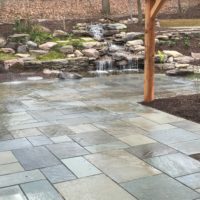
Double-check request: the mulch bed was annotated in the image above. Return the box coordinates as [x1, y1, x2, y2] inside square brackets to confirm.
[142, 94, 200, 123]
[156, 34, 200, 57]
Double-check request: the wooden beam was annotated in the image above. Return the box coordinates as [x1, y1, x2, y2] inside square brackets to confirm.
[151, 0, 166, 19]
[144, 0, 155, 102]
[144, 0, 166, 102]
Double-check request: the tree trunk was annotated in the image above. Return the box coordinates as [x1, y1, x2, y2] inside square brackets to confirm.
[128, 0, 134, 20]
[102, 0, 111, 16]
[177, 0, 182, 14]
[137, 0, 143, 24]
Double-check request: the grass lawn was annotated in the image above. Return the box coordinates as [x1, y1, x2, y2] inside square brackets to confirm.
[160, 19, 200, 27]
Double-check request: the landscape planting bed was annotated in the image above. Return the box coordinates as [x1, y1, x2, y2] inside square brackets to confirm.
[142, 94, 200, 123]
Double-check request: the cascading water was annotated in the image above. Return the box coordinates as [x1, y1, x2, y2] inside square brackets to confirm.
[126, 56, 139, 72]
[96, 58, 113, 73]
[88, 24, 104, 41]
[88, 23, 140, 74]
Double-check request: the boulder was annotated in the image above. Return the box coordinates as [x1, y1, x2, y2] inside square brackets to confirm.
[82, 48, 100, 58]
[112, 52, 126, 61]
[8, 34, 30, 43]
[23, 60, 42, 70]
[129, 45, 145, 52]
[175, 63, 190, 69]
[126, 39, 144, 47]
[191, 52, 200, 60]
[82, 41, 101, 49]
[167, 57, 174, 63]
[17, 45, 28, 53]
[67, 54, 75, 58]
[103, 23, 127, 30]
[121, 18, 139, 24]
[115, 32, 126, 38]
[59, 45, 74, 54]
[43, 69, 60, 75]
[29, 50, 49, 56]
[39, 42, 57, 50]
[109, 44, 123, 52]
[53, 30, 68, 37]
[38, 26, 51, 33]
[163, 50, 183, 58]
[5, 42, 18, 50]
[74, 50, 83, 57]
[26, 57, 89, 71]
[81, 37, 95, 42]
[128, 18, 139, 24]
[15, 53, 30, 58]
[20, 57, 35, 62]
[0, 37, 6, 48]
[155, 63, 175, 71]
[174, 56, 195, 64]
[103, 30, 120, 37]
[4, 59, 24, 71]
[0, 48, 15, 54]
[72, 30, 90, 37]
[58, 72, 82, 80]
[67, 57, 89, 69]
[124, 32, 144, 42]
[99, 46, 109, 56]
[27, 41, 38, 49]
[156, 35, 169, 40]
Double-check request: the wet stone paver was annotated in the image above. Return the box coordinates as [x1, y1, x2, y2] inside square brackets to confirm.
[0, 74, 200, 199]
[41, 164, 76, 183]
[126, 143, 177, 159]
[121, 174, 200, 200]
[0, 186, 27, 200]
[13, 146, 60, 170]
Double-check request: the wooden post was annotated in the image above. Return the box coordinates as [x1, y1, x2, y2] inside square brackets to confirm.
[144, 0, 166, 102]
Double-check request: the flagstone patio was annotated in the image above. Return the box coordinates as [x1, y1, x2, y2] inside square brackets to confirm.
[0, 74, 200, 200]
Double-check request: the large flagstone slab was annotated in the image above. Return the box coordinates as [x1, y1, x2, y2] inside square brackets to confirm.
[121, 174, 200, 200]
[0, 186, 27, 200]
[55, 174, 136, 200]
[146, 153, 200, 177]
[86, 150, 160, 183]
[13, 146, 60, 170]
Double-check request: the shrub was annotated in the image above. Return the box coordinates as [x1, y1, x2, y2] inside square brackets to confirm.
[37, 51, 65, 61]
[13, 19, 52, 44]
[157, 50, 165, 63]
[29, 25, 52, 44]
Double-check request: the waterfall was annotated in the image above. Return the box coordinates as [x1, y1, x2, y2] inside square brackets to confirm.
[125, 56, 139, 72]
[95, 56, 139, 74]
[87, 23, 141, 74]
[88, 24, 104, 41]
[96, 58, 113, 73]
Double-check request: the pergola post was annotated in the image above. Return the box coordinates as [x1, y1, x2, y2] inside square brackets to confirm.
[144, 0, 166, 102]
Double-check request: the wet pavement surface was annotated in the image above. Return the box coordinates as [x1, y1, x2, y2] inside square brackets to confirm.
[0, 74, 200, 200]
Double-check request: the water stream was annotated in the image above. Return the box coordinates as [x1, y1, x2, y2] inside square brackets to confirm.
[88, 24, 104, 41]
[88, 24, 140, 74]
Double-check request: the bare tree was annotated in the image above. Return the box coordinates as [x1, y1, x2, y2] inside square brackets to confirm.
[137, 0, 143, 24]
[177, 0, 182, 14]
[102, 0, 111, 15]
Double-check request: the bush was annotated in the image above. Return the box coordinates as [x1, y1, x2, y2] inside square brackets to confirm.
[13, 19, 52, 44]
[29, 25, 52, 44]
[14, 19, 32, 33]
[37, 51, 65, 61]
